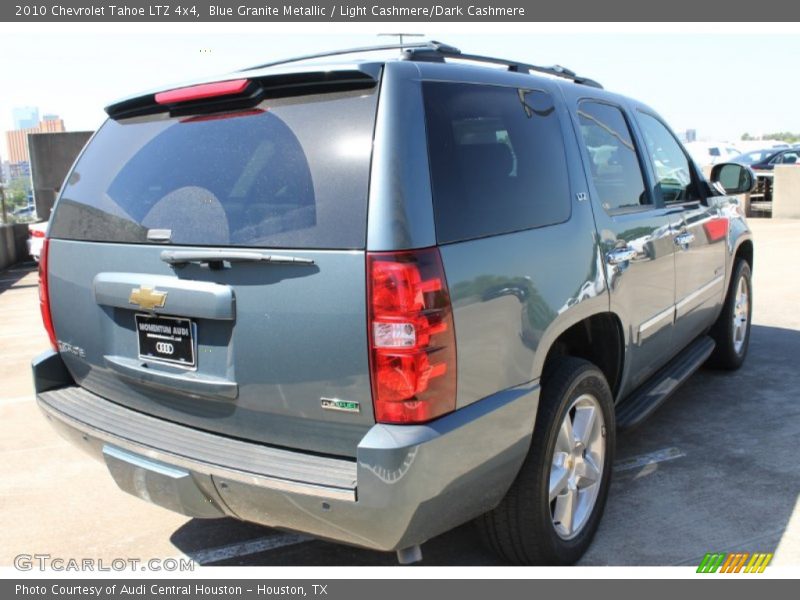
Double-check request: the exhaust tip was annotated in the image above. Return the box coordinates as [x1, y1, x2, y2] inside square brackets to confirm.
[396, 545, 423, 565]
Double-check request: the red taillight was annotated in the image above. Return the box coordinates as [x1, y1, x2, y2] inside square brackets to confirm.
[38, 238, 57, 350]
[30, 228, 45, 238]
[155, 79, 250, 105]
[368, 248, 457, 424]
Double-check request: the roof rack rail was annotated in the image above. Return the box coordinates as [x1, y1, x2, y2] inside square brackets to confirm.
[402, 43, 603, 89]
[239, 41, 437, 72]
[239, 40, 602, 89]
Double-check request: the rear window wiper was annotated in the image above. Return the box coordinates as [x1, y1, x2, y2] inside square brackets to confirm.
[160, 250, 315, 270]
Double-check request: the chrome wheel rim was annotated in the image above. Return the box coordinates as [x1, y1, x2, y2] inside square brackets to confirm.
[732, 275, 749, 355]
[549, 393, 605, 540]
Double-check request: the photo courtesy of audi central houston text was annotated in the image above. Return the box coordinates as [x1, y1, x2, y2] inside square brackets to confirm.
[3, 24, 798, 574]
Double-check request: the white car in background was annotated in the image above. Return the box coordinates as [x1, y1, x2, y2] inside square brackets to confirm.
[27, 222, 47, 262]
[685, 141, 741, 167]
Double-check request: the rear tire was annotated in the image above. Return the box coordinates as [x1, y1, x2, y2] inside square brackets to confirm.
[476, 357, 615, 565]
[707, 260, 752, 370]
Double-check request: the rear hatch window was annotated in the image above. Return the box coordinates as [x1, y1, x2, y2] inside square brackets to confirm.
[50, 88, 378, 249]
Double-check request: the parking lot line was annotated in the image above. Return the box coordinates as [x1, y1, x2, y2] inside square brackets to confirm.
[1, 444, 64, 455]
[0, 331, 42, 339]
[0, 395, 33, 405]
[186, 533, 313, 564]
[614, 447, 686, 472]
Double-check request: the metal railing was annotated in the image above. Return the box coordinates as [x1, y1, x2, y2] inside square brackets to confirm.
[749, 172, 773, 216]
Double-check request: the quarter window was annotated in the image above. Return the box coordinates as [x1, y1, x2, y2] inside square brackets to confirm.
[577, 101, 648, 213]
[423, 82, 571, 243]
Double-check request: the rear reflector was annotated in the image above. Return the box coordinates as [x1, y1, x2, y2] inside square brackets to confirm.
[155, 79, 250, 105]
[30, 228, 45, 238]
[368, 248, 457, 424]
[38, 238, 58, 351]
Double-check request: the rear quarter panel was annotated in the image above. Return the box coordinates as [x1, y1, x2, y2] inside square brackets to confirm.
[441, 212, 607, 407]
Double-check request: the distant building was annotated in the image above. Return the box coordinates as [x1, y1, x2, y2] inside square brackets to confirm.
[4, 114, 66, 168]
[8, 161, 31, 179]
[12, 106, 40, 129]
[6, 130, 32, 164]
[40, 115, 65, 132]
[685, 129, 697, 143]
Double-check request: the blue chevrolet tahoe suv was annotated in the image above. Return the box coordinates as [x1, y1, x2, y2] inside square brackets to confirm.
[32, 42, 755, 565]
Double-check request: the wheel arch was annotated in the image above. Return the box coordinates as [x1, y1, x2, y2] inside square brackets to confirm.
[734, 237, 754, 271]
[535, 311, 625, 398]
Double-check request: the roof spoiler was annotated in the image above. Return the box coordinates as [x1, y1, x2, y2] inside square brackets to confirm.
[105, 69, 378, 120]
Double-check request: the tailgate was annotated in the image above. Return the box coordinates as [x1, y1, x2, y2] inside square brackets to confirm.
[46, 82, 378, 457]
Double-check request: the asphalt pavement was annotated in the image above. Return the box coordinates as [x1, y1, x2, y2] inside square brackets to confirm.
[1, 218, 798, 567]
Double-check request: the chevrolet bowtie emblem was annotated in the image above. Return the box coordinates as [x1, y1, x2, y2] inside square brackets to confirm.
[129, 286, 167, 311]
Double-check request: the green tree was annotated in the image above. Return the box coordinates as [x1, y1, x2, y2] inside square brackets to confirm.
[741, 132, 800, 143]
[5, 177, 31, 208]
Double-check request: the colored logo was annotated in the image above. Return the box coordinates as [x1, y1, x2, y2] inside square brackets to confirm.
[697, 552, 773, 573]
[129, 286, 168, 311]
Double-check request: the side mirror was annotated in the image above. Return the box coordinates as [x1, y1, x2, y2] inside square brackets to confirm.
[710, 162, 756, 195]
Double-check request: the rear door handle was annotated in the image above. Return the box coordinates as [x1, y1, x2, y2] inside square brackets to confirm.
[606, 247, 637, 265]
[674, 232, 695, 249]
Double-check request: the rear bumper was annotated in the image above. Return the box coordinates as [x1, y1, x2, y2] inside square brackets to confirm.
[34, 350, 539, 552]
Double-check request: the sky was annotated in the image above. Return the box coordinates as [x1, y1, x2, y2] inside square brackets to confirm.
[1, 27, 799, 159]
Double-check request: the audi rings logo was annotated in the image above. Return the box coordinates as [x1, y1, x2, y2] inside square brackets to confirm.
[156, 342, 174, 355]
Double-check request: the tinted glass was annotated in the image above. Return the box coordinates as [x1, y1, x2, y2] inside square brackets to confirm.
[737, 150, 775, 164]
[775, 151, 800, 164]
[637, 112, 699, 204]
[50, 89, 378, 249]
[423, 82, 571, 243]
[577, 101, 648, 212]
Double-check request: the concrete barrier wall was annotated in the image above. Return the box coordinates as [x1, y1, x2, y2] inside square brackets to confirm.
[0, 224, 30, 271]
[773, 165, 800, 219]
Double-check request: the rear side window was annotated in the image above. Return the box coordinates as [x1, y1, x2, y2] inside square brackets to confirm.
[422, 82, 571, 244]
[775, 151, 800, 164]
[50, 89, 378, 249]
[576, 101, 648, 213]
